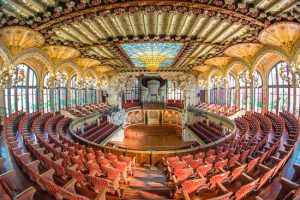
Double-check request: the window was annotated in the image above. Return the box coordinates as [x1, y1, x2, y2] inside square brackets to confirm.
[239, 76, 249, 110]
[209, 77, 218, 104]
[126, 79, 140, 101]
[80, 84, 87, 105]
[254, 71, 263, 112]
[227, 74, 236, 107]
[5, 64, 38, 115]
[88, 79, 96, 104]
[268, 62, 292, 113]
[167, 81, 182, 101]
[70, 76, 77, 107]
[53, 72, 67, 111]
[43, 73, 51, 113]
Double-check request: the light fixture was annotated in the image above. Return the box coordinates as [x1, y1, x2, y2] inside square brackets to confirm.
[198, 79, 208, 88]
[239, 70, 258, 87]
[46, 72, 66, 88]
[210, 76, 230, 88]
[75, 78, 85, 89]
[0, 65, 25, 87]
[279, 62, 299, 85]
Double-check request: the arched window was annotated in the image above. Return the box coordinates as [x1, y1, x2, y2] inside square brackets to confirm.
[88, 79, 96, 104]
[43, 73, 51, 113]
[254, 71, 263, 112]
[167, 81, 181, 101]
[70, 75, 77, 107]
[53, 72, 67, 111]
[268, 62, 292, 113]
[209, 77, 218, 104]
[80, 84, 87, 105]
[5, 64, 38, 115]
[227, 74, 236, 107]
[125, 79, 140, 101]
[239, 75, 250, 110]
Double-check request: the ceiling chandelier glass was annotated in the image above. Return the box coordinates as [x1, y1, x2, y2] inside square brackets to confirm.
[210, 76, 230, 89]
[239, 70, 258, 88]
[75, 78, 85, 89]
[46, 72, 66, 88]
[0, 65, 25, 87]
[198, 79, 208, 88]
[279, 62, 299, 85]
[84, 77, 94, 87]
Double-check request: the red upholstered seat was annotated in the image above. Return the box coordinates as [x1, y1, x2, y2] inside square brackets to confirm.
[235, 178, 260, 200]
[181, 155, 193, 164]
[85, 175, 110, 193]
[181, 178, 207, 194]
[174, 168, 193, 182]
[209, 171, 230, 189]
[196, 163, 212, 177]
[189, 159, 203, 170]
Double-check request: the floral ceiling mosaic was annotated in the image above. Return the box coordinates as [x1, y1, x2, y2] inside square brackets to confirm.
[120, 43, 183, 68]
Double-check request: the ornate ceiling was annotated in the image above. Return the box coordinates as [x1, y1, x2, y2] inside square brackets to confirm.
[0, 0, 299, 75]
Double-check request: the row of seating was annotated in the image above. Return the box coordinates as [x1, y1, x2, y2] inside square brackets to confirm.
[188, 120, 224, 144]
[252, 112, 272, 135]
[78, 120, 119, 144]
[1, 111, 136, 200]
[195, 103, 239, 117]
[163, 111, 298, 200]
[265, 111, 285, 136]
[68, 103, 112, 117]
[242, 114, 260, 136]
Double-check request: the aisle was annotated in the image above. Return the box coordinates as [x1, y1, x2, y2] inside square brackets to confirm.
[121, 166, 171, 200]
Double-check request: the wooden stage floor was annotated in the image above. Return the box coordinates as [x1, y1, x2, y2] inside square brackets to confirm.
[110, 124, 195, 151]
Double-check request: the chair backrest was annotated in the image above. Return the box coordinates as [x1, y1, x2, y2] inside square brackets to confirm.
[196, 163, 213, 177]
[181, 178, 207, 194]
[214, 159, 228, 173]
[189, 159, 203, 170]
[206, 192, 233, 200]
[235, 178, 260, 200]
[174, 168, 193, 182]
[246, 157, 260, 174]
[257, 168, 275, 190]
[231, 164, 246, 182]
[209, 171, 230, 189]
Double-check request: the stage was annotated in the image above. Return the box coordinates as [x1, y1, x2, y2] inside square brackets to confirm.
[110, 124, 195, 151]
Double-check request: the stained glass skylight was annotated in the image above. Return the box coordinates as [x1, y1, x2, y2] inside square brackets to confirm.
[120, 43, 183, 68]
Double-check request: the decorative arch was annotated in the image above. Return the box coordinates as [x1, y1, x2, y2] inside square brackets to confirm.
[291, 38, 300, 64]
[13, 48, 55, 73]
[207, 67, 225, 81]
[224, 58, 249, 76]
[56, 59, 83, 80]
[251, 45, 291, 72]
[0, 39, 12, 67]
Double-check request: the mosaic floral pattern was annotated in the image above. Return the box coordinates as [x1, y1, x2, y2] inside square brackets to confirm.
[120, 43, 183, 67]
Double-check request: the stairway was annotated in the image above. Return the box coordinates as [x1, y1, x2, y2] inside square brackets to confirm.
[121, 166, 171, 200]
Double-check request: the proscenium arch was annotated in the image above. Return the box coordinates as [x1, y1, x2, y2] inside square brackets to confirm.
[13, 48, 55, 73]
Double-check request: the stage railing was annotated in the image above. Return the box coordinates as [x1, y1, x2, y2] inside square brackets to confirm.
[69, 109, 236, 166]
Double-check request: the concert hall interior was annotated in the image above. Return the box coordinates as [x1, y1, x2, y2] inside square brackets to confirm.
[0, 0, 300, 199]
